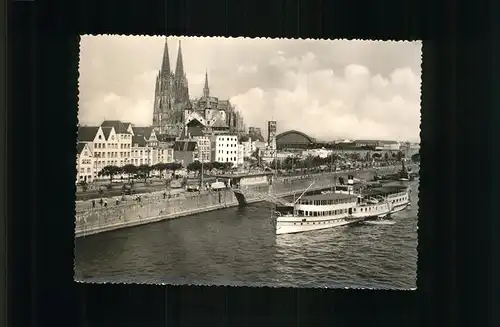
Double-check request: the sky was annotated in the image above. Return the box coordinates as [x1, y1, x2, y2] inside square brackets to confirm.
[79, 36, 422, 142]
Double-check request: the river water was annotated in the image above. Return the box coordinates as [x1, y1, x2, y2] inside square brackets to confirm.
[75, 180, 418, 289]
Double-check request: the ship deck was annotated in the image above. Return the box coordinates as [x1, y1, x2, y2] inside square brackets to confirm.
[301, 192, 358, 201]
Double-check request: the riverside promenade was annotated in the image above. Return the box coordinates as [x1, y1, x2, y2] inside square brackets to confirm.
[75, 165, 413, 238]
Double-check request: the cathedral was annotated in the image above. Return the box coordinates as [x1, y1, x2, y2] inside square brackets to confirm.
[152, 38, 246, 138]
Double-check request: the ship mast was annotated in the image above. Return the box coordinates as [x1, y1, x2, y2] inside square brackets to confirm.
[331, 143, 336, 192]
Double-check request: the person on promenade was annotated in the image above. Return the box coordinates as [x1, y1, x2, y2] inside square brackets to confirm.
[92, 199, 95, 208]
[104, 198, 108, 207]
[115, 198, 120, 205]
[99, 198, 103, 207]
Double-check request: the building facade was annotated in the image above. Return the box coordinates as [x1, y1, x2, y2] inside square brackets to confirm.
[151, 144, 174, 166]
[78, 121, 172, 181]
[100, 120, 133, 167]
[237, 144, 244, 166]
[211, 134, 239, 166]
[76, 142, 95, 183]
[275, 130, 315, 150]
[194, 136, 211, 163]
[78, 125, 120, 177]
[131, 135, 151, 166]
[241, 136, 256, 158]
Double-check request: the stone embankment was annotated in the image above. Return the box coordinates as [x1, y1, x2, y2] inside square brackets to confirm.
[75, 165, 414, 238]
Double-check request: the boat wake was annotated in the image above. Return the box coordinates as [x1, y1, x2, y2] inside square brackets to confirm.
[363, 220, 396, 225]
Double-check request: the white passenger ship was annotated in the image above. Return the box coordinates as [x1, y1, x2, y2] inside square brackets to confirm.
[271, 183, 411, 235]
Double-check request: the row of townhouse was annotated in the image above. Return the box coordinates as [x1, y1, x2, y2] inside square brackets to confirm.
[76, 120, 174, 183]
[76, 120, 264, 183]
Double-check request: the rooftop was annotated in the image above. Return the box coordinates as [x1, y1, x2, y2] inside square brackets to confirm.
[132, 126, 154, 139]
[101, 126, 113, 140]
[77, 126, 100, 142]
[132, 135, 147, 147]
[76, 142, 87, 155]
[101, 120, 131, 134]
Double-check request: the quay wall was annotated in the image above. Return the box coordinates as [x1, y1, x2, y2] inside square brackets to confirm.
[75, 165, 417, 238]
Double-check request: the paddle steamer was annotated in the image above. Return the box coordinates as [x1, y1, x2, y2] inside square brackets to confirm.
[271, 183, 411, 235]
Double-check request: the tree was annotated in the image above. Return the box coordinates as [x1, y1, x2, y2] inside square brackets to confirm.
[152, 163, 168, 178]
[211, 161, 224, 171]
[78, 180, 88, 192]
[365, 152, 371, 161]
[204, 161, 214, 172]
[411, 153, 420, 163]
[98, 165, 121, 183]
[166, 162, 183, 178]
[222, 162, 233, 173]
[349, 152, 361, 161]
[187, 161, 202, 174]
[137, 164, 152, 183]
[122, 164, 137, 181]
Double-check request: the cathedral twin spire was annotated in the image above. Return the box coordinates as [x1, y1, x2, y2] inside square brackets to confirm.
[160, 38, 171, 75]
[161, 38, 185, 79]
[160, 37, 211, 100]
[174, 40, 185, 79]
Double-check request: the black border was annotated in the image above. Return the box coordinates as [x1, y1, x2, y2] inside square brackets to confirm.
[0, 0, 7, 326]
[7, 0, 494, 325]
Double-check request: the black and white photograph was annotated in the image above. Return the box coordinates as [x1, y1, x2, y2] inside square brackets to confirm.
[75, 36, 421, 289]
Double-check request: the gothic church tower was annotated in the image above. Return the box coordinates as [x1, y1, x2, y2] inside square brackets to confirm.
[152, 38, 191, 134]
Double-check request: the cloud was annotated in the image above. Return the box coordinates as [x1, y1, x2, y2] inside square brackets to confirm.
[237, 65, 258, 74]
[79, 36, 421, 141]
[231, 63, 421, 141]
